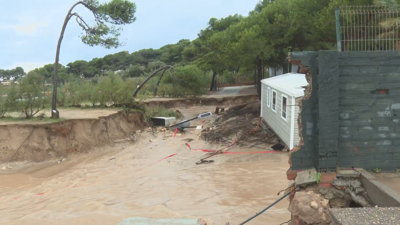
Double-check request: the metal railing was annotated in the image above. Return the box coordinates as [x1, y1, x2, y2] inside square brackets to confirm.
[337, 5, 400, 51]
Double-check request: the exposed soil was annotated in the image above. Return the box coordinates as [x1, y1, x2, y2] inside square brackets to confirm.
[0, 110, 144, 163]
[201, 102, 278, 147]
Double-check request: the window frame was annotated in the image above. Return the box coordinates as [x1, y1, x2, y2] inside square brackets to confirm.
[281, 94, 288, 121]
[271, 90, 277, 112]
[267, 87, 271, 108]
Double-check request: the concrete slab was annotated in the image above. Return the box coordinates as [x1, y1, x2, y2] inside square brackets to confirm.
[359, 169, 400, 207]
[337, 169, 361, 179]
[118, 218, 205, 225]
[295, 168, 317, 187]
[330, 208, 400, 225]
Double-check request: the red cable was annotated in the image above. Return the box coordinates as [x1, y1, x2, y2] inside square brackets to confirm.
[248, 117, 262, 133]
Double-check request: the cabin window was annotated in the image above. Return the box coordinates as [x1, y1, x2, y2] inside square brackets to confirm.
[281, 95, 287, 120]
[267, 87, 271, 107]
[272, 90, 277, 112]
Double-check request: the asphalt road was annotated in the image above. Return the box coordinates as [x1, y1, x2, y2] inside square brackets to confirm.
[213, 85, 256, 96]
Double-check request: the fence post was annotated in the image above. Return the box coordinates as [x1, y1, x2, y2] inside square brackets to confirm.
[335, 7, 342, 52]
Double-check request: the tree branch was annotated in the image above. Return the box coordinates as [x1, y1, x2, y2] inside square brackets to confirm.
[71, 13, 90, 31]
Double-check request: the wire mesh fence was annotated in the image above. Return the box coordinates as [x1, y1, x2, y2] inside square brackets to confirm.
[339, 5, 400, 51]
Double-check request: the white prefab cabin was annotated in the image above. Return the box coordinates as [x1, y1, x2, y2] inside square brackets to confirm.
[261, 73, 308, 150]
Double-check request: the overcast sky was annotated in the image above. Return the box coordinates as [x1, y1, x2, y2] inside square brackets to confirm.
[0, 0, 258, 72]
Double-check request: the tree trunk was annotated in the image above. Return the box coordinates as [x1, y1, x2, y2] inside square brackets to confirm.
[209, 71, 217, 91]
[52, 1, 83, 119]
[257, 56, 262, 100]
[254, 66, 256, 85]
[153, 69, 167, 97]
[133, 66, 172, 97]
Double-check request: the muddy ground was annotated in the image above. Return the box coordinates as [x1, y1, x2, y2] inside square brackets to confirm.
[374, 173, 400, 195]
[0, 105, 291, 225]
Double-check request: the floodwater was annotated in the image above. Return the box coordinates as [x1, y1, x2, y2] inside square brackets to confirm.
[0, 109, 290, 225]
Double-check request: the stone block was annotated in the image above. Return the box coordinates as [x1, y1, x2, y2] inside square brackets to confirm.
[374, 153, 394, 161]
[372, 118, 392, 125]
[371, 133, 391, 140]
[337, 169, 361, 178]
[393, 140, 400, 146]
[352, 133, 371, 140]
[339, 120, 352, 126]
[295, 168, 318, 187]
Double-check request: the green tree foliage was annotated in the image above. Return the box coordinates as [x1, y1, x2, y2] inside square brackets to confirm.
[0, 85, 5, 117]
[19, 72, 48, 118]
[160, 39, 191, 65]
[162, 65, 210, 97]
[5, 85, 20, 115]
[52, 0, 137, 118]
[0, 67, 26, 78]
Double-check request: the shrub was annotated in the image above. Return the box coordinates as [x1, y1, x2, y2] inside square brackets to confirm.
[19, 72, 48, 118]
[0, 85, 6, 117]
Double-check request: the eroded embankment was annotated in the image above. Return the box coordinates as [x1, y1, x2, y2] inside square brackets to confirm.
[0, 110, 144, 163]
[143, 95, 259, 109]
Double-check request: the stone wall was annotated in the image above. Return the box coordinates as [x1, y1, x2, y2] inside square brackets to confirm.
[288, 51, 400, 173]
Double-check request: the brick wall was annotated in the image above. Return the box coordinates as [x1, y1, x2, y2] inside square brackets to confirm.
[337, 51, 400, 171]
[289, 51, 400, 172]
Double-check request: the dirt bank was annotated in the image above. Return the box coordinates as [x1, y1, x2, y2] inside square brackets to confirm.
[0, 110, 144, 163]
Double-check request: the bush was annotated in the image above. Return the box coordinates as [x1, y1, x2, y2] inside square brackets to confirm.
[5, 85, 19, 114]
[221, 70, 237, 84]
[159, 65, 210, 97]
[0, 85, 6, 117]
[19, 72, 48, 118]
[79, 82, 98, 106]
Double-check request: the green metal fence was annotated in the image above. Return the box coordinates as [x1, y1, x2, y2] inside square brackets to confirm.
[337, 5, 400, 51]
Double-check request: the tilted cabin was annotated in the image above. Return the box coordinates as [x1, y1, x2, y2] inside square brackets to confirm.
[261, 73, 308, 149]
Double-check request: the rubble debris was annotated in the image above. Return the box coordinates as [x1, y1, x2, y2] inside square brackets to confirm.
[201, 102, 276, 146]
[195, 159, 214, 165]
[288, 191, 331, 225]
[295, 168, 318, 187]
[58, 158, 67, 164]
[215, 107, 226, 115]
[346, 189, 371, 207]
[332, 176, 371, 207]
[183, 138, 194, 142]
[1, 165, 9, 170]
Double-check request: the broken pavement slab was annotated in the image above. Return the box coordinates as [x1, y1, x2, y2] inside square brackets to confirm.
[330, 208, 400, 225]
[117, 218, 208, 225]
[336, 169, 360, 179]
[295, 168, 317, 187]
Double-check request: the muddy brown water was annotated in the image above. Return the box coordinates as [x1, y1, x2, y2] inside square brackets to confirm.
[0, 107, 290, 225]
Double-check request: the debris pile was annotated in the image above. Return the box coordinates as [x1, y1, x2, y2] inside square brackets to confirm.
[289, 191, 331, 224]
[289, 169, 374, 225]
[201, 102, 277, 146]
[332, 176, 371, 207]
